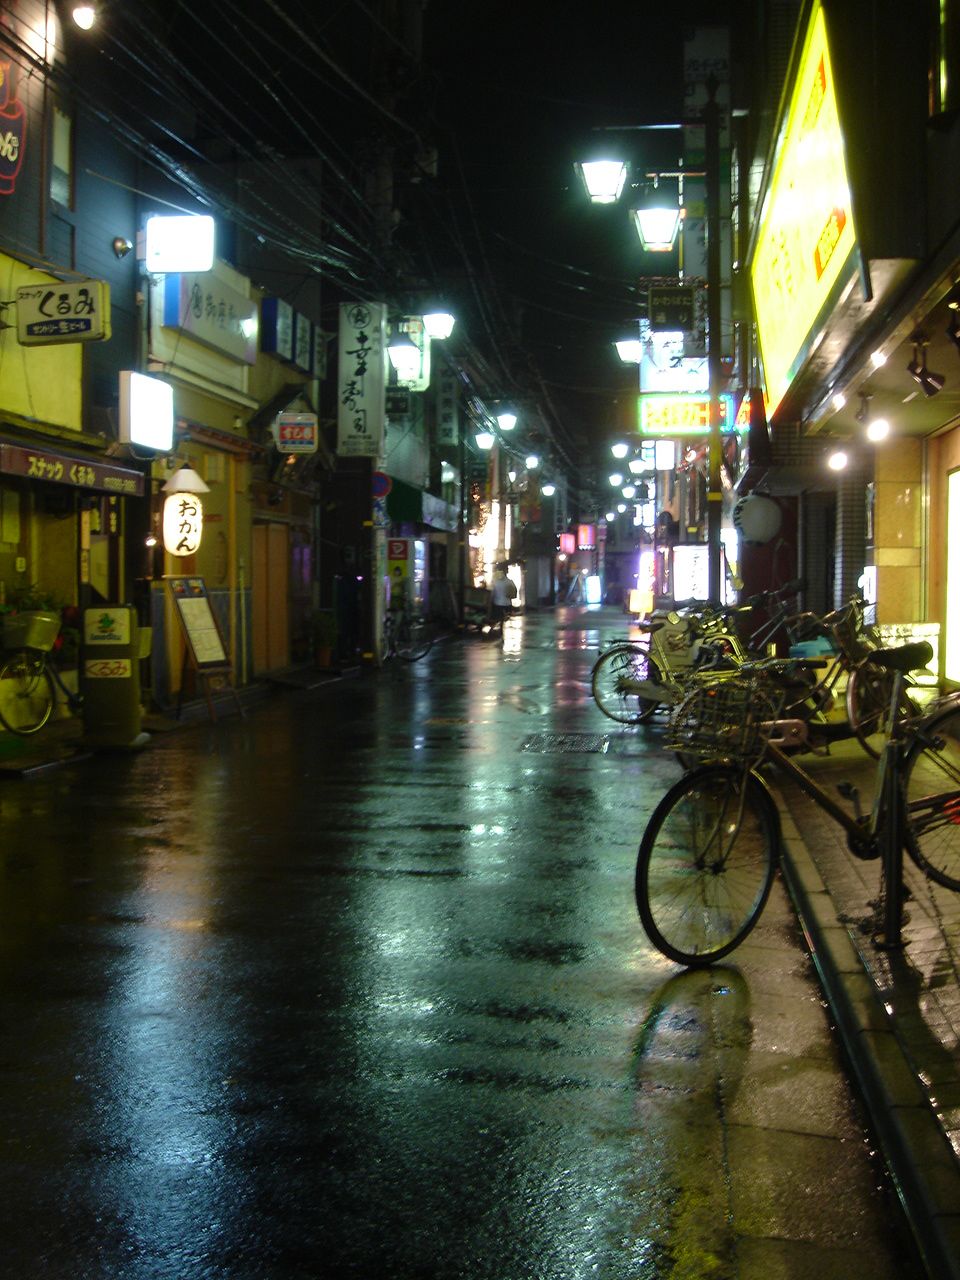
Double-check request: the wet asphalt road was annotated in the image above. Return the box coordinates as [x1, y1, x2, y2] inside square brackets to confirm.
[0, 608, 921, 1279]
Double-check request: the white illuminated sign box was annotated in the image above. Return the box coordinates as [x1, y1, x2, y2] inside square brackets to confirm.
[118, 371, 174, 451]
[144, 214, 215, 274]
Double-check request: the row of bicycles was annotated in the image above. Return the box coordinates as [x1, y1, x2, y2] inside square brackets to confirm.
[591, 581, 913, 760]
[597, 586, 960, 968]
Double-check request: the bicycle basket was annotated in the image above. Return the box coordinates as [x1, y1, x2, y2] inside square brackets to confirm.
[1, 611, 61, 652]
[666, 677, 782, 764]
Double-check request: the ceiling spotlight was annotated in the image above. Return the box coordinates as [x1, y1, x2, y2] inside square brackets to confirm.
[947, 283, 960, 310]
[907, 336, 945, 396]
[608, 472, 624, 487]
[610, 442, 629, 459]
[866, 417, 890, 442]
[827, 449, 848, 471]
[948, 312, 960, 350]
[832, 391, 847, 412]
[870, 349, 887, 369]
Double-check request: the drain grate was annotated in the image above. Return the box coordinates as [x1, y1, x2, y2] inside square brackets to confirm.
[520, 732, 610, 754]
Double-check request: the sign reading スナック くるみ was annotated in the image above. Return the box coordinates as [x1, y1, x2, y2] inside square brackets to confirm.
[750, 0, 858, 419]
[16, 280, 111, 346]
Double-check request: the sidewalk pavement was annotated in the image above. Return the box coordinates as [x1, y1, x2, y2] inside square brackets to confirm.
[773, 737, 960, 1278]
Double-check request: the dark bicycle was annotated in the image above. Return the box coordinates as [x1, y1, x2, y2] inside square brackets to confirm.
[634, 642, 958, 967]
[0, 610, 83, 736]
[383, 600, 436, 663]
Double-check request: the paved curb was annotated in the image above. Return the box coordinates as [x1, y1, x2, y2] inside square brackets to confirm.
[776, 802, 960, 1279]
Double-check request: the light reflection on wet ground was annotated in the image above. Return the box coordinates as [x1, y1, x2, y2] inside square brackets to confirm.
[0, 606, 921, 1278]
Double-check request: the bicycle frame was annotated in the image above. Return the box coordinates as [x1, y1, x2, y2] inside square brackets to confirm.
[762, 657, 923, 948]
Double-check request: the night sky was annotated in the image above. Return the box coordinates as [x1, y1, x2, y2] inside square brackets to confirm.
[71, 0, 736, 471]
[421, 2, 727, 463]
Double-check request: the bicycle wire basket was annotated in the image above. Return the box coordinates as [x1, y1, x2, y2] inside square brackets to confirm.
[665, 675, 784, 765]
[1, 611, 61, 652]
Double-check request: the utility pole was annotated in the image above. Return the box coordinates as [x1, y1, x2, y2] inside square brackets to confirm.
[705, 76, 723, 605]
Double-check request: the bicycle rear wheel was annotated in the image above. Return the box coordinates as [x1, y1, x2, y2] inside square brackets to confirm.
[847, 662, 920, 759]
[635, 764, 779, 966]
[396, 617, 435, 661]
[0, 650, 56, 735]
[591, 645, 661, 724]
[903, 704, 960, 891]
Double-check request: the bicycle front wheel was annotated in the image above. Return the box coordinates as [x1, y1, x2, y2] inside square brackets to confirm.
[635, 764, 779, 966]
[847, 662, 919, 759]
[396, 617, 435, 661]
[903, 704, 960, 891]
[0, 650, 56, 735]
[591, 645, 661, 724]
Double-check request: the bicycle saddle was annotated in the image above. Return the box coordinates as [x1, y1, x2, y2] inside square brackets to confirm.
[864, 640, 933, 673]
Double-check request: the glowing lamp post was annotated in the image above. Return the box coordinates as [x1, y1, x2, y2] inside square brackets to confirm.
[162, 466, 209, 557]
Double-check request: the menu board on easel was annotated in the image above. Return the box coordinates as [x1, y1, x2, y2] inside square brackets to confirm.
[166, 576, 229, 669]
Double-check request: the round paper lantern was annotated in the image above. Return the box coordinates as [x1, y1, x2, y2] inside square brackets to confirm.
[733, 493, 782, 545]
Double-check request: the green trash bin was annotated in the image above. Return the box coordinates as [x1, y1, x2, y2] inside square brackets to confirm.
[81, 605, 151, 749]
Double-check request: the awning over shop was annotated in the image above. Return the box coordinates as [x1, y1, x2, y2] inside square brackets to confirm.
[386, 476, 422, 523]
[422, 492, 457, 532]
[0, 439, 144, 496]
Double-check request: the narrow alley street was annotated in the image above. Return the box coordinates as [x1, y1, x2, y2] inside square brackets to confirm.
[0, 608, 922, 1279]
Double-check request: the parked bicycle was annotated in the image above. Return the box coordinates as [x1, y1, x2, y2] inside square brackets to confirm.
[591, 600, 750, 725]
[634, 641, 958, 967]
[0, 610, 82, 735]
[593, 584, 913, 760]
[382, 599, 436, 663]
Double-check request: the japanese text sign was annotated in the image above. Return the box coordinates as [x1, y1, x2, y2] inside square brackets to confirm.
[337, 302, 386, 458]
[17, 279, 111, 346]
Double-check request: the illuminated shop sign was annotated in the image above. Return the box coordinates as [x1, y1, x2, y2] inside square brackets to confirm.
[163, 273, 257, 364]
[638, 393, 736, 436]
[750, 0, 858, 419]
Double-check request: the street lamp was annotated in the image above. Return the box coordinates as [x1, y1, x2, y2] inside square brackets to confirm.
[575, 159, 627, 204]
[579, 82, 725, 602]
[631, 181, 682, 252]
[422, 311, 455, 339]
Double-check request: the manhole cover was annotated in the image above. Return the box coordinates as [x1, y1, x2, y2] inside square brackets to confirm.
[520, 732, 610, 754]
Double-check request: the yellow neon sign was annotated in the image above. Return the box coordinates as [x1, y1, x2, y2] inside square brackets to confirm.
[751, 1, 858, 418]
[638, 393, 735, 435]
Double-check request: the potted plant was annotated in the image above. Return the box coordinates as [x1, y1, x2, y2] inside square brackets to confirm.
[311, 609, 338, 669]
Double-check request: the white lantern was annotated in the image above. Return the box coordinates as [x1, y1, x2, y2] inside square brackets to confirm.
[161, 465, 209, 556]
[163, 492, 204, 556]
[733, 493, 782, 545]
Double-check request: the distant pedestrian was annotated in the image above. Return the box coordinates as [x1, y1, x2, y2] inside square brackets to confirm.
[490, 563, 516, 627]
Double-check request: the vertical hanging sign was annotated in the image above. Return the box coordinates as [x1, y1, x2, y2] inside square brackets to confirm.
[435, 365, 460, 446]
[337, 302, 386, 457]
